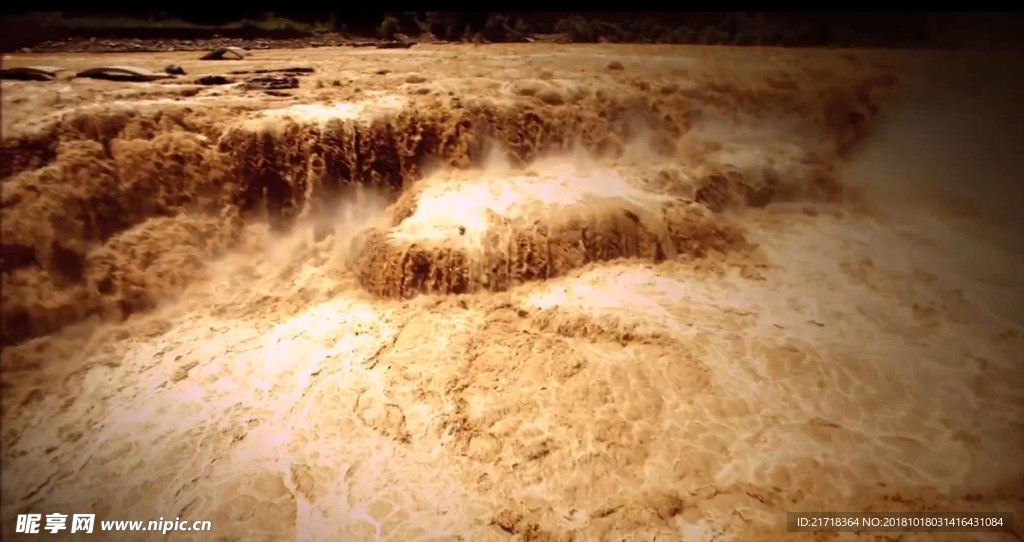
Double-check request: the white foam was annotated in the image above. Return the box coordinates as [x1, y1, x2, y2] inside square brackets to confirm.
[257, 97, 408, 125]
[388, 168, 674, 249]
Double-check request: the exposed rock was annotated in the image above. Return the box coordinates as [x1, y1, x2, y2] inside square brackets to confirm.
[200, 46, 249, 60]
[197, 75, 232, 85]
[244, 75, 299, 90]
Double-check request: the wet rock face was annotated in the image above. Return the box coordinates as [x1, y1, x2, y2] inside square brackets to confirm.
[244, 75, 299, 90]
[197, 75, 231, 85]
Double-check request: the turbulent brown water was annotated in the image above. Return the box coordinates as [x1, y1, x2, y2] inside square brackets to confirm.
[0, 62, 888, 345]
[1, 45, 1021, 541]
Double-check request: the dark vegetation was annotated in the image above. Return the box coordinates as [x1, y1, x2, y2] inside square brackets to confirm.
[2, 11, 1023, 52]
